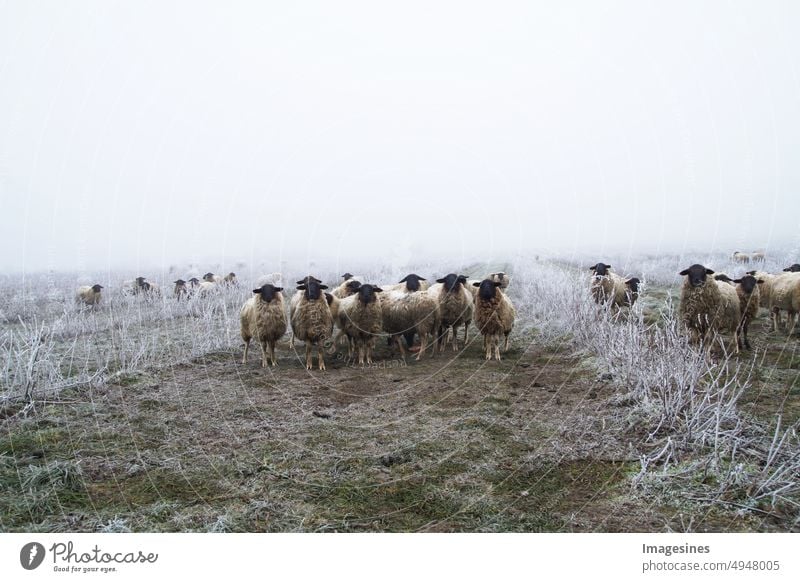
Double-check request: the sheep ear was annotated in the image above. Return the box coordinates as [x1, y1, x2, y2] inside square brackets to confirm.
[679, 269, 689, 276]
[296, 284, 307, 290]
[494, 281, 502, 287]
[399, 276, 408, 283]
[252, 288, 261, 294]
[733, 279, 742, 284]
[472, 282, 480, 287]
[436, 278, 445, 283]
[783, 267, 791, 272]
[757, 279, 764, 284]
[706, 269, 714, 275]
[319, 284, 328, 290]
[606, 265, 611, 270]
[274, 287, 283, 292]
[457, 275, 467, 282]
[589, 266, 596, 271]
[418, 277, 426, 281]
[296, 280, 305, 285]
[373, 287, 383, 293]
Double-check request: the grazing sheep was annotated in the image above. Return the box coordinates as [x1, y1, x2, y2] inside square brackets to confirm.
[769, 272, 800, 334]
[337, 284, 384, 365]
[290, 278, 332, 370]
[678, 264, 740, 351]
[428, 274, 474, 351]
[472, 279, 516, 361]
[732, 251, 752, 264]
[783, 264, 800, 273]
[173, 279, 188, 299]
[732, 275, 762, 350]
[129, 277, 160, 298]
[589, 263, 627, 308]
[751, 251, 766, 263]
[203, 272, 223, 284]
[380, 280, 440, 360]
[223, 272, 238, 286]
[240, 284, 287, 367]
[76, 284, 103, 306]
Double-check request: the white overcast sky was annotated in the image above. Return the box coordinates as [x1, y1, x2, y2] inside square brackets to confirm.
[1, 1, 799, 273]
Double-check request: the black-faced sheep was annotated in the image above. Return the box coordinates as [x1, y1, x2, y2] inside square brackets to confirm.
[380, 277, 439, 360]
[428, 274, 474, 351]
[589, 263, 627, 308]
[224, 272, 238, 286]
[678, 264, 741, 351]
[337, 284, 384, 365]
[203, 272, 223, 284]
[173, 279, 188, 299]
[290, 278, 332, 370]
[623, 277, 641, 307]
[76, 284, 103, 306]
[732, 275, 762, 350]
[240, 284, 288, 367]
[332, 274, 364, 299]
[472, 279, 515, 361]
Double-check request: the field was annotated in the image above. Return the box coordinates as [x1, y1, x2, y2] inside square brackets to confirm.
[1, 252, 799, 532]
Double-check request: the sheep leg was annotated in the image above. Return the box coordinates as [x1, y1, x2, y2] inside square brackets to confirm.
[242, 339, 250, 364]
[484, 334, 491, 360]
[317, 344, 326, 371]
[367, 338, 375, 365]
[269, 341, 278, 366]
[451, 326, 459, 352]
[463, 322, 469, 345]
[771, 307, 780, 332]
[394, 335, 406, 361]
[415, 333, 427, 361]
[504, 333, 511, 352]
[260, 340, 269, 368]
[305, 342, 313, 370]
[494, 337, 501, 361]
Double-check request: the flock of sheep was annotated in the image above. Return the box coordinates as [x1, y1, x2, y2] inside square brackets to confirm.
[241, 272, 516, 369]
[73, 254, 800, 370]
[590, 258, 800, 354]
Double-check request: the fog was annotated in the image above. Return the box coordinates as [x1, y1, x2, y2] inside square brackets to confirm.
[1, 1, 799, 274]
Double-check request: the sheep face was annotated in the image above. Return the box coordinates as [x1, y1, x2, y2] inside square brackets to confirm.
[342, 272, 354, 280]
[437, 273, 467, 292]
[733, 275, 762, 294]
[135, 276, 146, 286]
[297, 280, 327, 300]
[783, 264, 800, 272]
[91, 284, 103, 293]
[356, 284, 383, 305]
[679, 264, 714, 287]
[253, 284, 282, 302]
[625, 278, 640, 293]
[188, 277, 200, 287]
[296, 275, 323, 285]
[399, 274, 426, 292]
[174, 279, 186, 286]
[474, 279, 502, 301]
[203, 273, 215, 282]
[344, 280, 361, 294]
[324, 292, 335, 306]
[589, 263, 611, 277]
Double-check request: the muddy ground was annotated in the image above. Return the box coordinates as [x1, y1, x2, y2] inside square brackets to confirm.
[1, 290, 798, 532]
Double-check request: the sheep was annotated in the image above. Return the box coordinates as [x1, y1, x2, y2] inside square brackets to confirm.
[240, 284, 287, 367]
[76, 284, 103, 306]
[732, 251, 752, 264]
[732, 275, 763, 350]
[751, 251, 766, 263]
[195, 281, 217, 297]
[678, 264, 741, 351]
[783, 264, 800, 273]
[589, 263, 628, 308]
[173, 279, 188, 299]
[223, 272, 238, 286]
[746, 270, 777, 314]
[428, 274, 474, 351]
[714, 273, 735, 285]
[768, 272, 800, 334]
[290, 278, 332, 370]
[381, 273, 430, 294]
[379, 277, 440, 360]
[337, 284, 384, 365]
[488, 272, 511, 290]
[472, 279, 516, 360]
[289, 276, 325, 345]
[203, 272, 224, 284]
[623, 277, 641, 307]
[331, 273, 365, 298]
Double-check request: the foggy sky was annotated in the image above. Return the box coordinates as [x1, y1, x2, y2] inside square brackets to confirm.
[1, 1, 799, 273]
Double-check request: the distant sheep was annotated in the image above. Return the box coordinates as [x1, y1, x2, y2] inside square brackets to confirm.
[751, 251, 765, 263]
[290, 277, 332, 370]
[623, 277, 641, 307]
[678, 264, 740, 350]
[332, 273, 365, 299]
[732, 251, 752, 264]
[732, 275, 762, 350]
[196, 281, 217, 297]
[428, 274, 474, 351]
[472, 279, 516, 361]
[76, 284, 103, 307]
[337, 284, 384, 365]
[173, 279, 188, 299]
[203, 272, 223, 284]
[240, 284, 287, 367]
[488, 272, 511, 290]
[223, 272, 238, 286]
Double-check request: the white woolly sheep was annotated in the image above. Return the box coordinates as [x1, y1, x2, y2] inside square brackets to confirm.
[76, 284, 103, 307]
[678, 264, 741, 351]
[379, 275, 439, 360]
[337, 284, 384, 365]
[173, 279, 188, 299]
[240, 284, 288, 367]
[732, 251, 752, 264]
[290, 277, 333, 370]
[769, 272, 800, 334]
[472, 279, 516, 361]
[223, 272, 238, 286]
[289, 275, 324, 345]
[732, 275, 763, 350]
[196, 281, 217, 297]
[332, 273, 365, 298]
[428, 274, 474, 351]
[488, 272, 511, 290]
[751, 251, 766, 262]
[203, 272, 224, 284]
